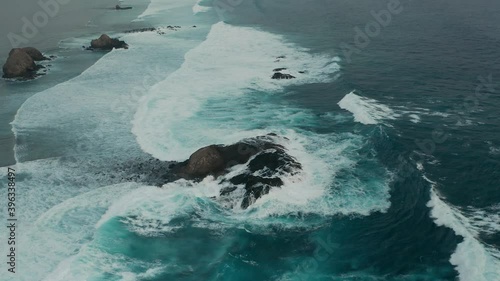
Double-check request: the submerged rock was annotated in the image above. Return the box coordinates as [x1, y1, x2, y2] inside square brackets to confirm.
[124, 27, 166, 35]
[115, 5, 133, 10]
[125, 27, 157, 33]
[166, 26, 181, 31]
[272, 72, 295, 79]
[2, 48, 38, 79]
[90, 34, 128, 50]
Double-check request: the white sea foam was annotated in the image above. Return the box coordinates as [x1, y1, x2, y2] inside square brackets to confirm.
[137, 0, 199, 20]
[127, 20, 393, 227]
[427, 183, 500, 281]
[489, 146, 500, 155]
[94, 129, 391, 238]
[420, 162, 500, 280]
[45, 241, 168, 281]
[6, 3, 394, 281]
[409, 113, 421, 123]
[1, 179, 140, 281]
[53, 134, 391, 279]
[132, 22, 340, 161]
[394, 106, 452, 120]
[338, 91, 399, 125]
[12, 26, 204, 164]
[465, 205, 500, 235]
[337, 92, 467, 125]
[193, 0, 211, 14]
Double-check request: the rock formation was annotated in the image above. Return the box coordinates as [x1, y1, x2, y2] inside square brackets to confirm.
[171, 134, 302, 209]
[111, 135, 302, 209]
[90, 34, 128, 50]
[2, 48, 45, 79]
[272, 72, 295, 79]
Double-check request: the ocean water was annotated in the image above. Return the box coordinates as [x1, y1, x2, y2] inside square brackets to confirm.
[0, 0, 152, 166]
[1, 0, 499, 280]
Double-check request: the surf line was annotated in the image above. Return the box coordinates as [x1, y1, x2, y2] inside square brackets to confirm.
[6, 167, 17, 274]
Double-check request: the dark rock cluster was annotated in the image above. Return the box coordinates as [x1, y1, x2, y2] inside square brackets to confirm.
[88, 34, 128, 50]
[2, 47, 48, 79]
[271, 56, 305, 80]
[170, 134, 302, 209]
[272, 72, 295, 79]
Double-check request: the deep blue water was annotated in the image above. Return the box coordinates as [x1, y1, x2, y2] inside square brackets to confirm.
[1, 0, 499, 280]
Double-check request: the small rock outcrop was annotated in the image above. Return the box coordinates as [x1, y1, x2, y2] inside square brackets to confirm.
[272, 72, 295, 79]
[90, 34, 128, 50]
[124, 27, 165, 35]
[115, 5, 132, 10]
[2, 48, 39, 79]
[125, 27, 157, 33]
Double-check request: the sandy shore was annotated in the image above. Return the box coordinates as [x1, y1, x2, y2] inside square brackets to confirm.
[0, 0, 151, 167]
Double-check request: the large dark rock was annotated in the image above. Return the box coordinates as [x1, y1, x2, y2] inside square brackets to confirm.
[20, 47, 48, 61]
[172, 134, 302, 209]
[2, 48, 38, 78]
[100, 135, 302, 209]
[174, 136, 281, 179]
[180, 145, 225, 178]
[90, 34, 128, 50]
[272, 72, 295, 79]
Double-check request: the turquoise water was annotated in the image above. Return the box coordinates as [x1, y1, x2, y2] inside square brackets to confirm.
[1, 0, 499, 280]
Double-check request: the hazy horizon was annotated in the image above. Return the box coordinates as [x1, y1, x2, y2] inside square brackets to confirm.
[0, 0, 122, 59]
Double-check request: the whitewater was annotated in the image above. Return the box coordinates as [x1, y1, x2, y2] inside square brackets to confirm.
[338, 91, 500, 281]
[1, 1, 389, 279]
[0, 0, 498, 280]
